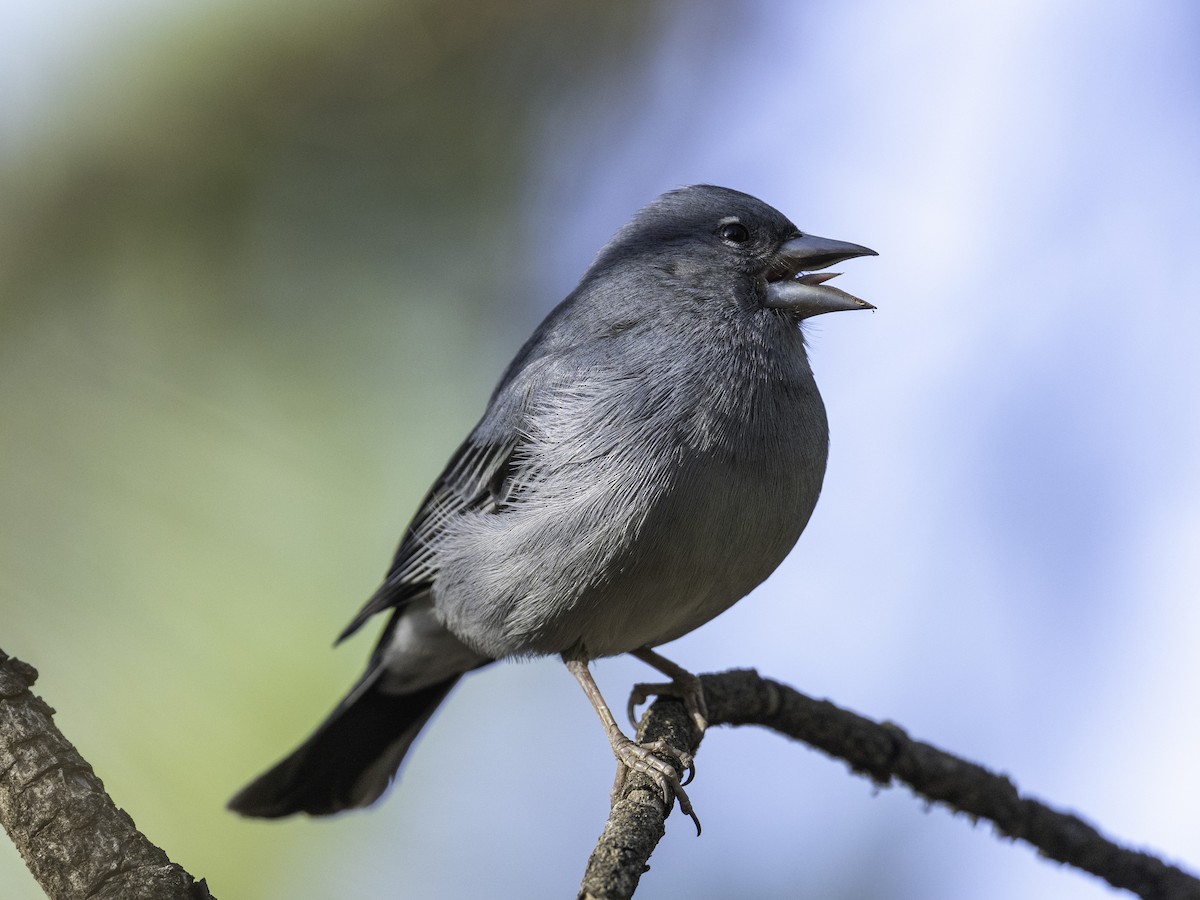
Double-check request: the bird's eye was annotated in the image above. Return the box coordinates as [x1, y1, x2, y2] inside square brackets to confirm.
[719, 222, 750, 244]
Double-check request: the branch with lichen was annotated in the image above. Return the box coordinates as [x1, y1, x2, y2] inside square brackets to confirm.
[0, 649, 213, 900]
[3, 648, 1196, 900]
[579, 668, 1200, 900]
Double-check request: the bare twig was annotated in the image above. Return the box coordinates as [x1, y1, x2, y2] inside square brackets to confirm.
[0, 649, 213, 900]
[579, 668, 1200, 900]
[4, 649, 1194, 900]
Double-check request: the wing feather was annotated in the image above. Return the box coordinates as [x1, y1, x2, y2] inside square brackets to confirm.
[336, 435, 518, 643]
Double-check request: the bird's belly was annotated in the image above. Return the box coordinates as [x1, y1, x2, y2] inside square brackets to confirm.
[435, 375, 829, 661]
[564, 452, 819, 657]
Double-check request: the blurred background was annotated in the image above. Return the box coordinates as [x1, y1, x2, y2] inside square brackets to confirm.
[3, 0, 1199, 897]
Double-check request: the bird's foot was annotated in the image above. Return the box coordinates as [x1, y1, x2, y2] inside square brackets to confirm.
[563, 653, 701, 833]
[608, 732, 701, 835]
[627, 672, 709, 735]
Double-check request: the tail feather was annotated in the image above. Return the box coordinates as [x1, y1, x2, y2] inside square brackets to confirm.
[228, 673, 460, 818]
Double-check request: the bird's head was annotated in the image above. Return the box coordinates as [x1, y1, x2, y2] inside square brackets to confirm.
[594, 184, 877, 320]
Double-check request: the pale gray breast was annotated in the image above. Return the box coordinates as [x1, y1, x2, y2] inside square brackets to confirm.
[434, 320, 828, 659]
[564, 359, 830, 656]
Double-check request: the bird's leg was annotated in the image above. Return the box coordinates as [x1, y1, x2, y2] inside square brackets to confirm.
[562, 655, 700, 833]
[627, 646, 709, 735]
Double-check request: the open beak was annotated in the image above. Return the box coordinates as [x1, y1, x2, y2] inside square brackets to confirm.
[764, 233, 877, 318]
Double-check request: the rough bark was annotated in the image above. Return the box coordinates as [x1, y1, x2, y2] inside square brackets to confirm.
[579, 669, 1200, 900]
[0, 650, 213, 900]
[4, 648, 1196, 900]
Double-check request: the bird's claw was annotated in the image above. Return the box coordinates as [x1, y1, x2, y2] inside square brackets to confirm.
[626, 676, 709, 735]
[609, 735, 701, 835]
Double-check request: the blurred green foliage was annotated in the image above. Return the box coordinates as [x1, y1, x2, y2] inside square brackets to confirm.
[0, 1, 653, 895]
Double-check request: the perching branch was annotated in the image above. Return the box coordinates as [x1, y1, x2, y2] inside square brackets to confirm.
[0, 649, 213, 900]
[4, 649, 1195, 900]
[579, 668, 1200, 900]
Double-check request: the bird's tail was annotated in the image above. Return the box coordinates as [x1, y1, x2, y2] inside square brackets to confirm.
[227, 671, 460, 818]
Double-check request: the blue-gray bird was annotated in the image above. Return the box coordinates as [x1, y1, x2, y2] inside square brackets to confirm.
[228, 185, 875, 827]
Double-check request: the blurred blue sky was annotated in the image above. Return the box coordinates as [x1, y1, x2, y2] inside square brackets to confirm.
[519, 4, 1200, 897]
[3, 1, 1199, 898]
